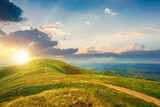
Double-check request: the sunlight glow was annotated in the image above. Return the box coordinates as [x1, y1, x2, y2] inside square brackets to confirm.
[15, 50, 29, 64]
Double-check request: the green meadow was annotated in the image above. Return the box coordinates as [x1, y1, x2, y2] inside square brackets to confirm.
[0, 59, 159, 107]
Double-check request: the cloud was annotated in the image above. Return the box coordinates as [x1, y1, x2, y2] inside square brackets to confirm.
[75, 47, 99, 54]
[116, 32, 144, 36]
[75, 45, 113, 55]
[147, 27, 160, 32]
[0, 29, 5, 36]
[42, 22, 63, 30]
[76, 43, 147, 55]
[0, 28, 78, 57]
[121, 49, 160, 56]
[105, 8, 111, 13]
[85, 21, 91, 25]
[0, 28, 58, 49]
[40, 48, 78, 57]
[0, 0, 25, 22]
[75, 43, 113, 54]
[117, 43, 147, 53]
[105, 8, 117, 15]
[67, 49, 160, 63]
[111, 13, 117, 15]
[67, 44, 160, 64]
[40, 22, 70, 37]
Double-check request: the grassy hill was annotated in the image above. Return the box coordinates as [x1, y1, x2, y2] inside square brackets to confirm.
[0, 58, 91, 78]
[0, 58, 160, 107]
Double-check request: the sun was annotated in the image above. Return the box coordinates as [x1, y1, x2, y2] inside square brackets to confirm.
[15, 50, 30, 64]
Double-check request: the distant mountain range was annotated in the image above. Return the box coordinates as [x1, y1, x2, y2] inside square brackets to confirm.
[73, 63, 160, 81]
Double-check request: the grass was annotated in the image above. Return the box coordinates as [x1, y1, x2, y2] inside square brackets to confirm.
[0, 58, 160, 106]
[100, 76, 160, 99]
[1, 83, 157, 107]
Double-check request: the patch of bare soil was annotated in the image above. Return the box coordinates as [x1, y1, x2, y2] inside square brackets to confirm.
[62, 66, 82, 74]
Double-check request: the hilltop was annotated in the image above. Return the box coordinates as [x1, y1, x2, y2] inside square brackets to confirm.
[0, 58, 91, 79]
[0, 58, 160, 107]
[0, 58, 114, 79]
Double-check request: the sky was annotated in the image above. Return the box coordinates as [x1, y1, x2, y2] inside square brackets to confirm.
[0, 0, 160, 65]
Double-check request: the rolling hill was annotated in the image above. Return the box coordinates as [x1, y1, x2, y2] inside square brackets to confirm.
[0, 58, 160, 107]
[0, 58, 91, 78]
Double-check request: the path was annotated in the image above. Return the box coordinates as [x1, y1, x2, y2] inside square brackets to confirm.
[42, 58, 48, 73]
[96, 82, 160, 106]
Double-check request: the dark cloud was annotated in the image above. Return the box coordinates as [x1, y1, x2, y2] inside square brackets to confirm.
[66, 50, 160, 63]
[0, 29, 5, 35]
[69, 43, 160, 63]
[38, 48, 78, 57]
[121, 50, 160, 56]
[0, 28, 58, 49]
[0, 28, 78, 56]
[0, 0, 25, 22]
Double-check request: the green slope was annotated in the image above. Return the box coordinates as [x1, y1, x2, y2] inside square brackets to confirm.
[0, 58, 92, 78]
[0, 58, 115, 80]
[0, 58, 160, 107]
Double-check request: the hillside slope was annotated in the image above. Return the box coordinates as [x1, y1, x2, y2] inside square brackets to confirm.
[0, 58, 160, 107]
[0, 58, 92, 79]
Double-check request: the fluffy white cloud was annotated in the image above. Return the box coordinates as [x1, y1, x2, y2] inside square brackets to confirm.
[42, 22, 63, 30]
[105, 8, 111, 13]
[111, 13, 117, 15]
[41, 22, 70, 37]
[75, 47, 99, 54]
[76, 43, 147, 54]
[105, 8, 117, 15]
[117, 43, 147, 53]
[75, 44, 113, 54]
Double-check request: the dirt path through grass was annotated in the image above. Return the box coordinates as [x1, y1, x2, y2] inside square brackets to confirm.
[97, 82, 160, 106]
[43, 58, 48, 73]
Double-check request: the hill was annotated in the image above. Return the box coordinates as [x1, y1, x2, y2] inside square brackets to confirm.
[0, 58, 160, 107]
[0, 58, 115, 79]
[0, 58, 91, 77]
